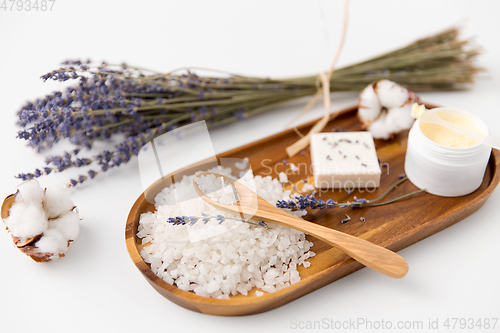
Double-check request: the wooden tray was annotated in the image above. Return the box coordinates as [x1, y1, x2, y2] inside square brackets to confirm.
[125, 104, 500, 316]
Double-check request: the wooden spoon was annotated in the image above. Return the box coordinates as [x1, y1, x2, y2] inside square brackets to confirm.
[193, 172, 409, 279]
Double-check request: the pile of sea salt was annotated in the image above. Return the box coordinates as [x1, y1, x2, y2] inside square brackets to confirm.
[137, 166, 315, 299]
[4, 181, 80, 262]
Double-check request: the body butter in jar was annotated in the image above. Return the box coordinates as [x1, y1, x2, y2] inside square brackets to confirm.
[404, 107, 491, 197]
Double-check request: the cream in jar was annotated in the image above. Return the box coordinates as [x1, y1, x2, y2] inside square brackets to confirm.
[418, 112, 483, 148]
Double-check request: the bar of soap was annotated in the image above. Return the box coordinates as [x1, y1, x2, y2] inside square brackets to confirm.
[311, 132, 381, 189]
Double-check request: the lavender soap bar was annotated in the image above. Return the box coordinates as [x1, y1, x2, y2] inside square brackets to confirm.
[311, 132, 381, 189]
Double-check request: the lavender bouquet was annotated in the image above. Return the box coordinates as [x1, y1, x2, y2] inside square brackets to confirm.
[16, 27, 481, 186]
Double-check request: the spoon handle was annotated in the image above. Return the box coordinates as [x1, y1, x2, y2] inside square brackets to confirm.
[256, 208, 408, 278]
[293, 218, 408, 278]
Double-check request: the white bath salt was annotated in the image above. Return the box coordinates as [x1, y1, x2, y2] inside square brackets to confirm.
[289, 163, 299, 172]
[235, 157, 249, 170]
[301, 183, 315, 192]
[3, 181, 80, 262]
[194, 174, 239, 205]
[278, 172, 288, 183]
[137, 165, 315, 298]
[255, 290, 264, 297]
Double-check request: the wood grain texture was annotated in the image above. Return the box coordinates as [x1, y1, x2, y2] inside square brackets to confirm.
[125, 104, 500, 316]
[193, 171, 408, 279]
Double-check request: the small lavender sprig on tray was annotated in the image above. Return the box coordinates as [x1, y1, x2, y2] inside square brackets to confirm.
[277, 177, 425, 220]
[163, 178, 424, 227]
[15, 27, 481, 186]
[165, 213, 270, 229]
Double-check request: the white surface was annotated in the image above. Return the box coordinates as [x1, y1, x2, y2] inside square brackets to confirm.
[1, 1, 499, 332]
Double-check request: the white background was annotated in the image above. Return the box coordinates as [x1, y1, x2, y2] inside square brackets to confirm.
[1, 1, 499, 332]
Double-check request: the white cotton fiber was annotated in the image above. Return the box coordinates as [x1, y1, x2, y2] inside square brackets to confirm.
[375, 79, 410, 108]
[5, 202, 47, 239]
[137, 165, 314, 298]
[358, 84, 381, 123]
[4, 180, 80, 261]
[367, 112, 391, 140]
[49, 210, 80, 240]
[385, 104, 415, 134]
[16, 181, 45, 206]
[5, 181, 47, 239]
[35, 229, 69, 254]
[43, 185, 75, 218]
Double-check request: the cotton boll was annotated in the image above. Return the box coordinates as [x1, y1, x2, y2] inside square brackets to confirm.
[367, 113, 391, 140]
[374, 80, 410, 108]
[385, 104, 415, 134]
[5, 202, 47, 239]
[49, 210, 80, 240]
[3, 181, 80, 262]
[35, 229, 69, 255]
[359, 80, 419, 140]
[43, 185, 75, 219]
[16, 181, 44, 206]
[358, 84, 381, 124]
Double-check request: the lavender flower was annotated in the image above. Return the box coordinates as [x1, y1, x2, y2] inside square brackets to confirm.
[14, 30, 478, 187]
[16, 61, 317, 186]
[277, 195, 352, 210]
[164, 215, 269, 228]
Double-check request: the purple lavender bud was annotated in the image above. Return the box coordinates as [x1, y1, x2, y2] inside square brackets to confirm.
[326, 199, 336, 208]
[34, 169, 42, 178]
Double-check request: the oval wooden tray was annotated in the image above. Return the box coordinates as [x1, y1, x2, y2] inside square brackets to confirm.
[125, 104, 500, 316]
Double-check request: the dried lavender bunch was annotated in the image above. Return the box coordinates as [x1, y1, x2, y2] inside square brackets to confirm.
[15, 27, 481, 186]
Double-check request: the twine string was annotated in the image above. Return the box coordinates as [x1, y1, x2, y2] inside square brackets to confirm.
[286, 0, 350, 157]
